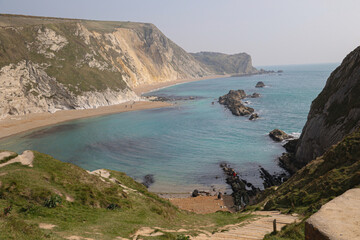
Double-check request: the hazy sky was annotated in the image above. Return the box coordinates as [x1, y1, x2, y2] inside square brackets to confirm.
[1, 0, 360, 66]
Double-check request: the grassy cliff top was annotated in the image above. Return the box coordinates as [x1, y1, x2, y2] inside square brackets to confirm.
[0, 13, 154, 33]
[0, 151, 251, 239]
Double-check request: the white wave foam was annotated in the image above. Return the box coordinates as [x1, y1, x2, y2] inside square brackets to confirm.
[291, 132, 301, 138]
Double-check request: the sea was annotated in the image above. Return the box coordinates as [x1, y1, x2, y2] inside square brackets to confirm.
[0, 63, 338, 194]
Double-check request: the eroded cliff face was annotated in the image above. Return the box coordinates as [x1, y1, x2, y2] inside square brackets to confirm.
[295, 46, 360, 164]
[0, 60, 138, 118]
[76, 22, 212, 88]
[0, 14, 213, 119]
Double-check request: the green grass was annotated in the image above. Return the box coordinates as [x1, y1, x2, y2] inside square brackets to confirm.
[263, 221, 305, 240]
[0, 151, 18, 164]
[0, 151, 252, 239]
[0, 20, 128, 93]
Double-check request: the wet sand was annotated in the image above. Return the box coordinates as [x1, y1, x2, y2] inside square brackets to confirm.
[133, 74, 230, 95]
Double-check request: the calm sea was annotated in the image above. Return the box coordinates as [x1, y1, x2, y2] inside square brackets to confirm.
[0, 63, 338, 194]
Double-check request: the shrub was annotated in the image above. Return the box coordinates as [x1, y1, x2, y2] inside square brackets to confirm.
[176, 235, 190, 240]
[43, 195, 62, 208]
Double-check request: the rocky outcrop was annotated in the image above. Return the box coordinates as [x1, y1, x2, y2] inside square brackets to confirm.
[255, 81, 265, 88]
[259, 167, 287, 189]
[249, 113, 259, 121]
[269, 129, 292, 142]
[305, 188, 360, 240]
[220, 163, 260, 208]
[247, 92, 260, 98]
[219, 90, 254, 116]
[190, 51, 259, 75]
[295, 46, 360, 165]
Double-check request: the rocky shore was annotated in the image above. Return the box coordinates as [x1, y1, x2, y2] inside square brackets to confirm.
[217, 163, 288, 210]
[218, 89, 260, 119]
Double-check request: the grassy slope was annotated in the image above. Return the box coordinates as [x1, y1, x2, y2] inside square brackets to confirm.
[0, 14, 131, 93]
[257, 129, 360, 240]
[0, 152, 251, 240]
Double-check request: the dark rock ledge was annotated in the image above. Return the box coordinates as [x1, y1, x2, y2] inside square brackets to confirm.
[218, 163, 288, 210]
[218, 90, 259, 119]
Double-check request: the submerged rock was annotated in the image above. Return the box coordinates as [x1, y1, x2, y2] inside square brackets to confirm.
[255, 81, 265, 88]
[248, 92, 261, 98]
[142, 174, 155, 188]
[218, 90, 254, 116]
[269, 129, 292, 142]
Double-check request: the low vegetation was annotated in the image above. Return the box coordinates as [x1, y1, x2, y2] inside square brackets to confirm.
[0, 151, 252, 239]
[263, 221, 305, 240]
[0, 151, 17, 164]
[257, 128, 360, 216]
[249, 129, 360, 239]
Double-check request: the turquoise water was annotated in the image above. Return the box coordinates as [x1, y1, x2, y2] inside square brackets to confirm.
[0, 63, 338, 193]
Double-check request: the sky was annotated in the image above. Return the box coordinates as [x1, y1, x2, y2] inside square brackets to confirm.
[1, 0, 360, 66]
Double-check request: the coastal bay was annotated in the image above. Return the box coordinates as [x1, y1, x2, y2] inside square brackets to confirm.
[0, 63, 336, 195]
[0, 74, 230, 140]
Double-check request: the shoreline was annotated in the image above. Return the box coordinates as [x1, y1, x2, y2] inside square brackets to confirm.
[0, 101, 171, 140]
[133, 74, 230, 95]
[0, 74, 228, 140]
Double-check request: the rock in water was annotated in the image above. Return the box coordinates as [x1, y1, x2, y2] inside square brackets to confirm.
[255, 81, 265, 88]
[249, 113, 259, 120]
[249, 92, 260, 98]
[142, 174, 155, 188]
[220, 163, 260, 209]
[269, 129, 292, 142]
[218, 90, 254, 116]
[219, 90, 247, 103]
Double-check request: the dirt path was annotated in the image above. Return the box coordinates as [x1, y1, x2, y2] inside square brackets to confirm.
[115, 211, 299, 240]
[192, 211, 299, 240]
[169, 195, 235, 214]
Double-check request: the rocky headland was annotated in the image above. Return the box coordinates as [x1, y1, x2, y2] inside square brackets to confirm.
[281, 46, 360, 172]
[0, 14, 261, 120]
[190, 51, 259, 75]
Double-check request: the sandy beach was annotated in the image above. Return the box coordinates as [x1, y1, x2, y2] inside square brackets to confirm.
[0, 74, 228, 140]
[0, 101, 171, 139]
[133, 74, 230, 95]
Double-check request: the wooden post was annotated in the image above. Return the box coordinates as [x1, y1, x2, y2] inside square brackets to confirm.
[273, 219, 277, 233]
